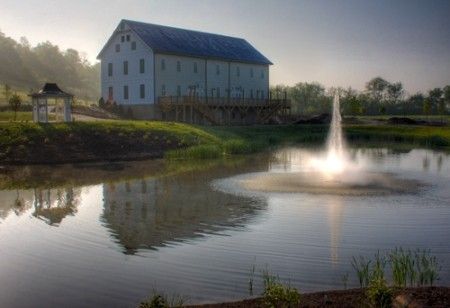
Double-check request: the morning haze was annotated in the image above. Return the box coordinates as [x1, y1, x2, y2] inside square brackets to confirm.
[1, 0, 449, 93]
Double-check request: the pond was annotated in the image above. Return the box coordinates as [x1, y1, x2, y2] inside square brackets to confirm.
[0, 146, 449, 307]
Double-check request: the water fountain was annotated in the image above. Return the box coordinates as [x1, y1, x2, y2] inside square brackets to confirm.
[215, 93, 421, 196]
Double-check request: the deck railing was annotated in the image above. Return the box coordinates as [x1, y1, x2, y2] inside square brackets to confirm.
[157, 96, 289, 107]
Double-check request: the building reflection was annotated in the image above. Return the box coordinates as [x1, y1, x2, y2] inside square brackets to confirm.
[102, 171, 267, 254]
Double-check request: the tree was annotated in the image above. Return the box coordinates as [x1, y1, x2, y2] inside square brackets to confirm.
[9, 93, 22, 120]
[423, 98, 432, 119]
[366, 77, 389, 102]
[386, 82, 404, 105]
[443, 85, 450, 110]
[428, 88, 443, 114]
[3, 84, 11, 103]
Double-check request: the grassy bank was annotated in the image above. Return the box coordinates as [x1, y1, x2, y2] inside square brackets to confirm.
[0, 121, 219, 164]
[0, 121, 449, 164]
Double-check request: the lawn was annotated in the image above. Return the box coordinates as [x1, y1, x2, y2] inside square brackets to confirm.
[0, 120, 449, 164]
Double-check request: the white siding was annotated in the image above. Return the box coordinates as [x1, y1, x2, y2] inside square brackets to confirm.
[154, 54, 206, 99]
[230, 62, 269, 99]
[100, 24, 155, 105]
[154, 54, 269, 100]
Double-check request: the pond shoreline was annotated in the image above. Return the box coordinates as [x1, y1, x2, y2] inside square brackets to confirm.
[0, 121, 449, 165]
[184, 286, 450, 308]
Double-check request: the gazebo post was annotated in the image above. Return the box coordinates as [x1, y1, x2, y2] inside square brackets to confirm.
[64, 97, 72, 122]
[32, 97, 38, 122]
[44, 98, 49, 123]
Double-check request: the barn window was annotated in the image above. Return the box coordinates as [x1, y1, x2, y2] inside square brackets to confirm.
[108, 87, 113, 100]
[140, 84, 145, 99]
[126, 35, 130, 42]
[108, 63, 113, 76]
[193, 62, 198, 73]
[131, 41, 136, 50]
[123, 61, 128, 75]
[123, 85, 129, 100]
[236, 66, 240, 77]
[176, 61, 181, 72]
[216, 65, 220, 75]
[161, 59, 166, 70]
[140, 59, 145, 73]
[115, 44, 120, 52]
[161, 85, 166, 96]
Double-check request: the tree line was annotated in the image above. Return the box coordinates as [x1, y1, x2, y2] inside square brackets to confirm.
[271, 77, 450, 117]
[0, 29, 100, 102]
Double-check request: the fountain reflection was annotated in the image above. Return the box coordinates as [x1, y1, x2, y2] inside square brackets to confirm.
[327, 197, 344, 266]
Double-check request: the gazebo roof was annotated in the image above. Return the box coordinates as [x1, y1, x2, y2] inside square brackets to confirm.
[29, 83, 73, 98]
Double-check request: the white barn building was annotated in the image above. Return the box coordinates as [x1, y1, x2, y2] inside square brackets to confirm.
[97, 20, 288, 123]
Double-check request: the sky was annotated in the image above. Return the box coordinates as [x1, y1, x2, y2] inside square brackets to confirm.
[1, 0, 449, 93]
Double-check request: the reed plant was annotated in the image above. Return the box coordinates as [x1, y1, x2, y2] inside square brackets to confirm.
[351, 256, 371, 288]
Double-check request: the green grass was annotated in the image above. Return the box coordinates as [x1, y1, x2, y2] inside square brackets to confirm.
[0, 120, 449, 164]
[356, 115, 450, 121]
[345, 125, 450, 148]
[0, 111, 33, 121]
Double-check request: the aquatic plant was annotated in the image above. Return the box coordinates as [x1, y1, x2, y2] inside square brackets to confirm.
[351, 255, 371, 288]
[352, 248, 441, 290]
[248, 263, 256, 296]
[366, 276, 393, 308]
[139, 290, 188, 308]
[261, 269, 301, 308]
[341, 272, 349, 290]
[370, 251, 387, 282]
[389, 247, 416, 287]
[415, 249, 440, 287]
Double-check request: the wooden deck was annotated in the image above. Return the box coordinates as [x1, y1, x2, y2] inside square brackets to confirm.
[156, 96, 291, 125]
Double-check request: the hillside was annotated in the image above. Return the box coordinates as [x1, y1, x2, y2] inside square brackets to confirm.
[0, 30, 100, 102]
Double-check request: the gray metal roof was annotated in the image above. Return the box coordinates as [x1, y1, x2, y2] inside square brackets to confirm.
[109, 20, 272, 65]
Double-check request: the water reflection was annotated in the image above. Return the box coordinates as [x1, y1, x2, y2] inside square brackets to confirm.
[102, 168, 268, 254]
[327, 197, 344, 266]
[0, 147, 449, 307]
[33, 188, 81, 226]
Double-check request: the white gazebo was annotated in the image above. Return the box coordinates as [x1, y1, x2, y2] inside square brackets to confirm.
[30, 83, 73, 123]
